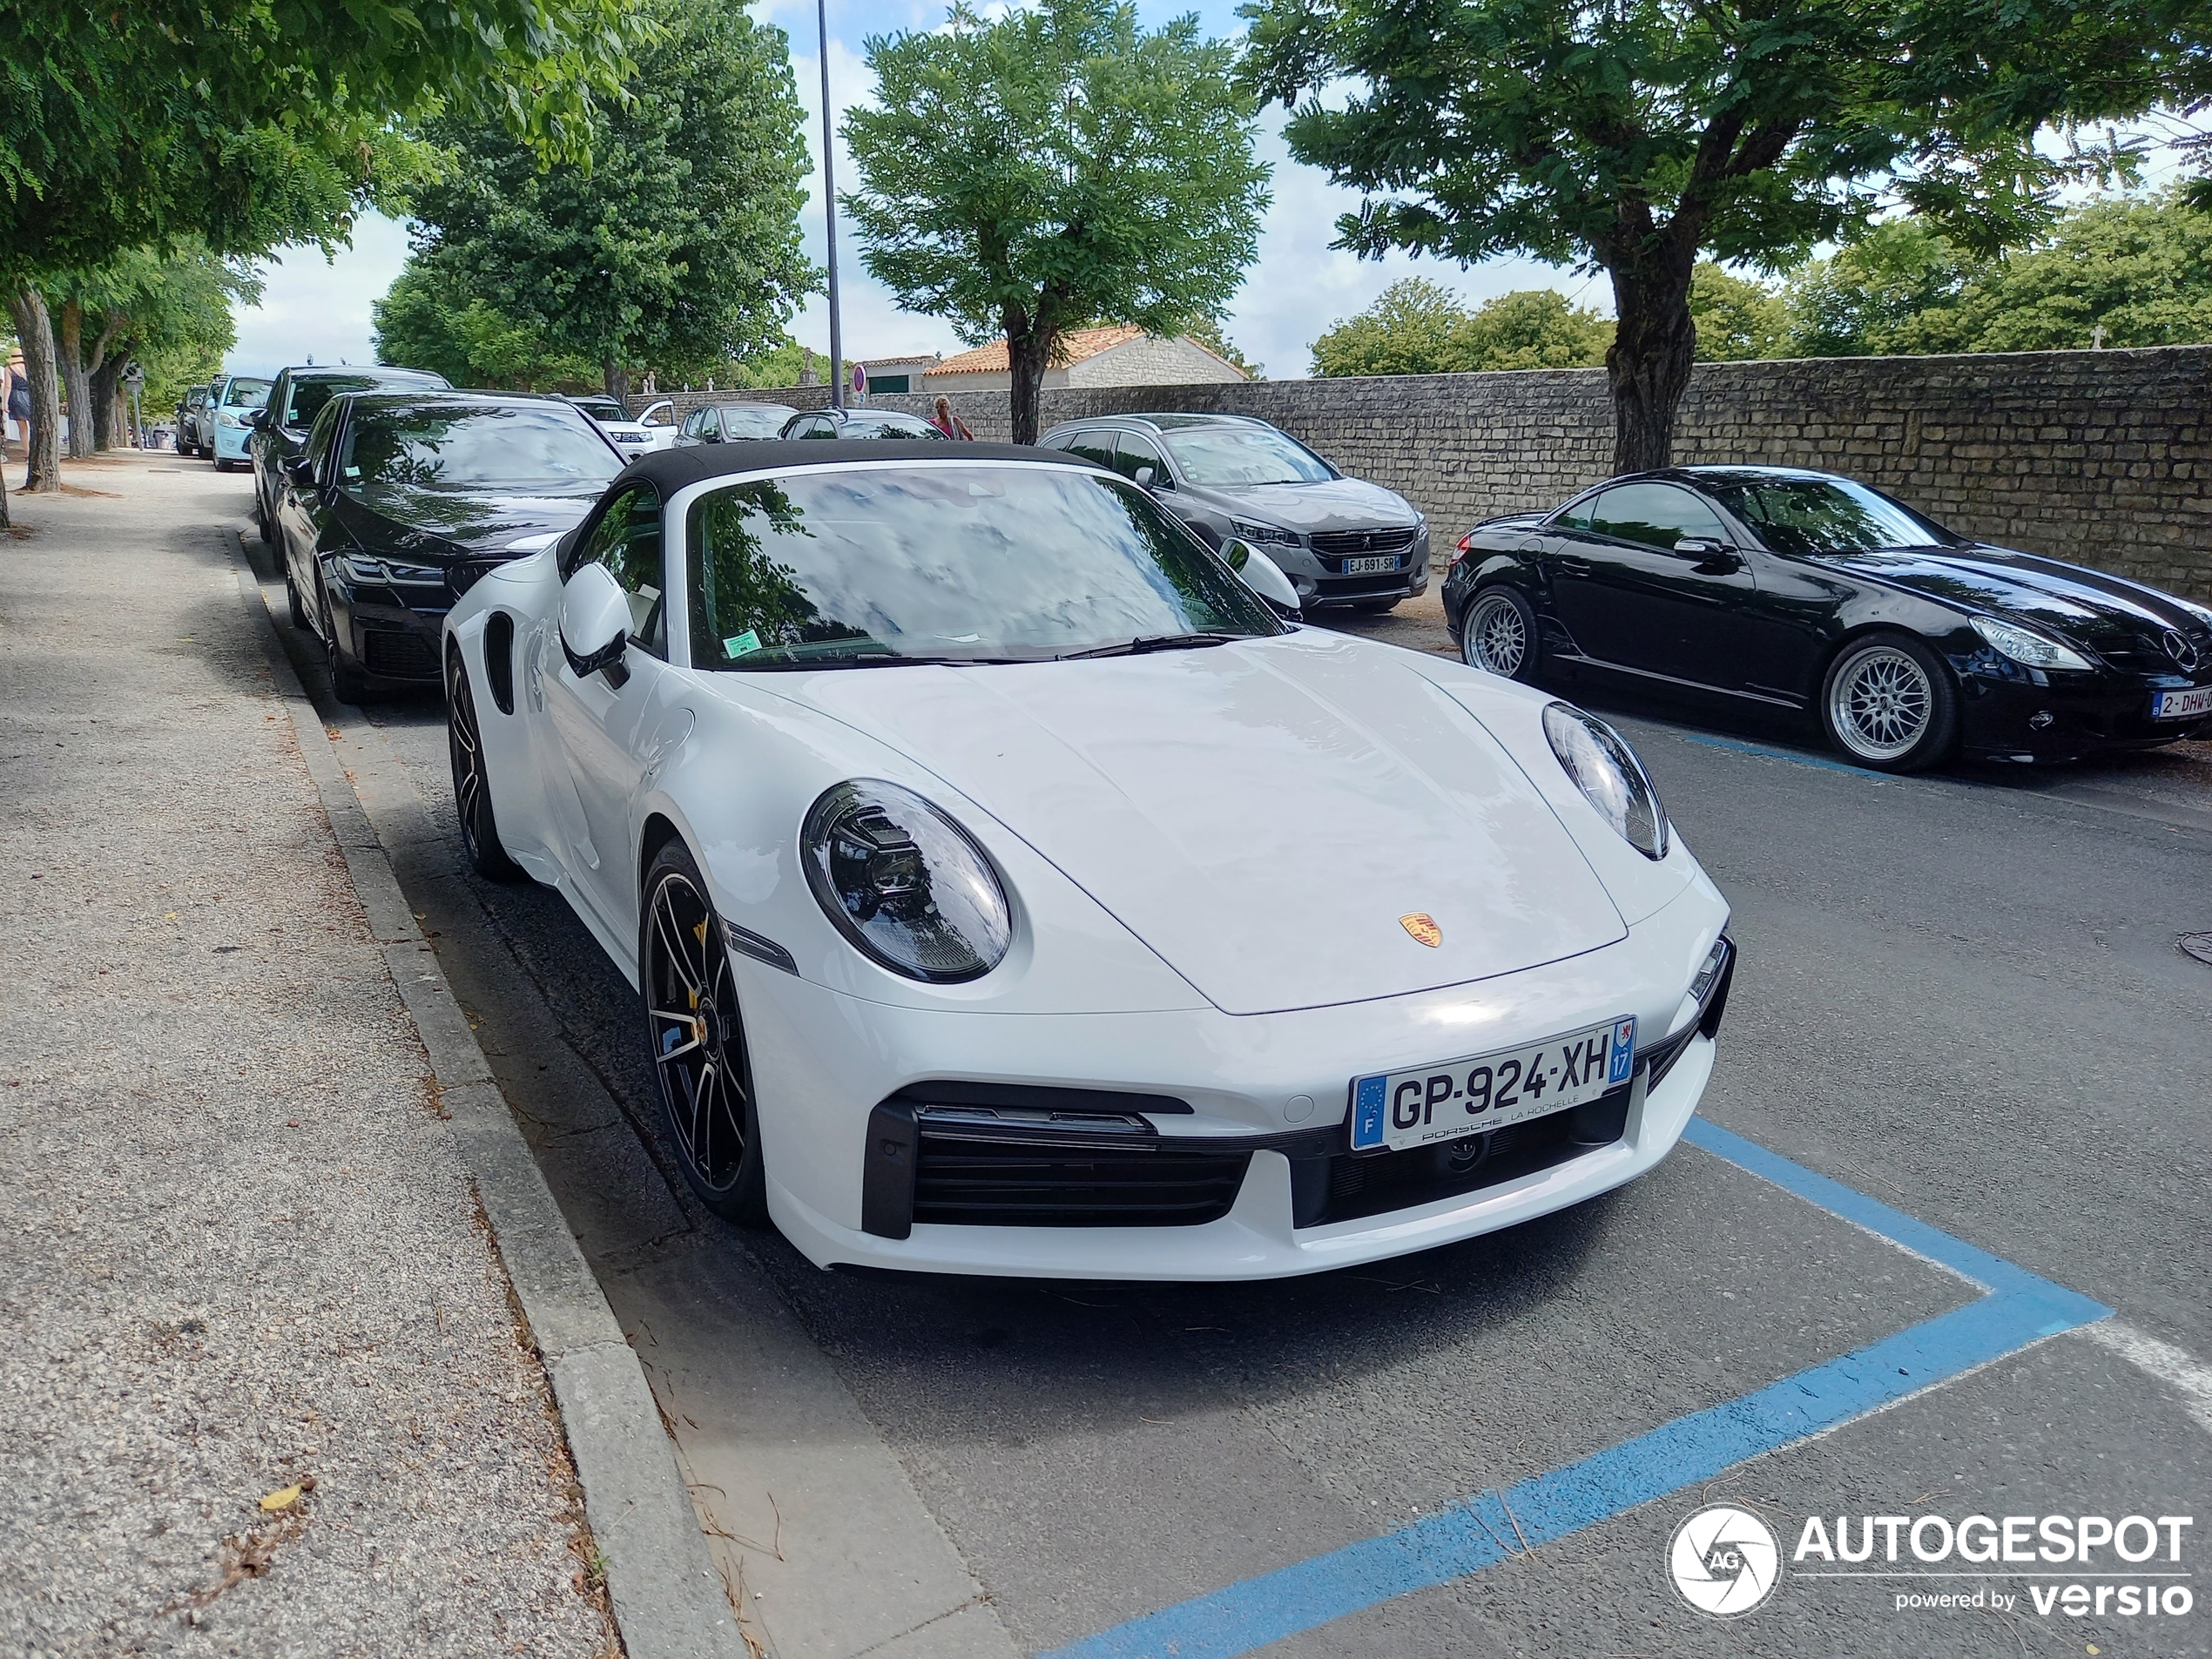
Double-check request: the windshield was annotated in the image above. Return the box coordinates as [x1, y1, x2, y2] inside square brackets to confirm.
[340, 404, 622, 490]
[573, 398, 627, 422]
[1161, 424, 1334, 486]
[719, 405, 793, 438]
[846, 413, 937, 440]
[1704, 477, 1960, 555]
[686, 464, 1285, 669]
[220, 377, 271, 409]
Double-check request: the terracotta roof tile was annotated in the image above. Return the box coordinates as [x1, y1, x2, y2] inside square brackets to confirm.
[927, 325, 1145, 376]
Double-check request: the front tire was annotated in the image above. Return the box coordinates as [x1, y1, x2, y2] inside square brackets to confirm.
[1460, 585, 1542, 682]
[1820, 634, 1958, 772]
[640, 840, 770, 1227]
[447, 651, 523, 882]
[319, 579, 368, 705]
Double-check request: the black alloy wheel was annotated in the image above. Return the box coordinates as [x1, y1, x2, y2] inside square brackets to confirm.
[285, 566, 309, 630]
[446, 651, 523, 883]
[318, 577, 368, 705]
[641, 840, 770, 1226]
[1819, 632, 1959, 772]
[1460, 585, 1542, 682]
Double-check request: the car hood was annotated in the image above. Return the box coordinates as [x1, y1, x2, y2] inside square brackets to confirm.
[781, 632, 1626, 1015]
[1183, 475, 1419, 534]
[335, 481, 605, 562]
[1813, 544, 2212, 661]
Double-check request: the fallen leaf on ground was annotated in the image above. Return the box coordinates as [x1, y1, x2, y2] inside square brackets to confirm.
[258, 1485, 301, 1513]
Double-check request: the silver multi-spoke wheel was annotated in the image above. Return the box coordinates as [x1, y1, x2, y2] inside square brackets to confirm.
[1464, 590, 1530, 678]
[645, 869, 755, 1200]
[1827, 643, 1933, 762]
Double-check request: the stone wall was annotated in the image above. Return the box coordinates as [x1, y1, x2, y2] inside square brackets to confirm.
[632, 346, 2212, 601]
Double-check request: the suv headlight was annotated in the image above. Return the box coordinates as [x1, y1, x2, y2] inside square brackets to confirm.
[802, 781, 1011, 982]
[1230, 519, 1298, 548]
[1542, 703, 1669, 860]
[1971, 617, 2093, 672]
[339, 554, 445, 586]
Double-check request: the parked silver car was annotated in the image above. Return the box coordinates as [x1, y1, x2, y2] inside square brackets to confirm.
[1038, 413, 1428, 612]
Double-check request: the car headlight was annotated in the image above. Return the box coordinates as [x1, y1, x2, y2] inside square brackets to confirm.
[217, 411, 239, 427]
[801, 780, 1011, 982]
[338, 554, 446, 586]
[1542, 703, 1669, 860]
[1230, 519, 1299, 548]
[1971, 617, 2094, 672]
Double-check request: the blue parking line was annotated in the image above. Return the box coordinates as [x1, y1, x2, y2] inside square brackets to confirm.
[1678, 731, 1888, 778]
[1042, 1120, 2109, 1659]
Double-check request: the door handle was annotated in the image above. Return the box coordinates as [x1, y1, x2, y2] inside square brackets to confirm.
[1555, 557, 1594, 577]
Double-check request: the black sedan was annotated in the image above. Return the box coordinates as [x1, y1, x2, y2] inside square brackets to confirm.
[273, 392, 624, 702]
[249, 363, 451, 548]
[1443, 466, 2212, 770]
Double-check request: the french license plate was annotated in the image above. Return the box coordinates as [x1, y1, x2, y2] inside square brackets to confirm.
[1350, 1017, 1636, 1153]
[1342, 554, 1399, 575]
[2152, 685, 2212, 720]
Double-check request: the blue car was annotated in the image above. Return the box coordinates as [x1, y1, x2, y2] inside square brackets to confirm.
[207, 373, 273, 470]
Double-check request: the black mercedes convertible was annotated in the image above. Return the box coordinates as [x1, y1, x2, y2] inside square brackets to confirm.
[1443, 466, 2212, 770]
[272, 391, 624, 702]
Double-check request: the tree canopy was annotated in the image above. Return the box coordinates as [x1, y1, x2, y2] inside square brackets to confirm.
[1786, 192, 2212, 356]
[843, 0, 1271, 443]
[397, 0, 814, 398]
[1244, 0, 2209, 469]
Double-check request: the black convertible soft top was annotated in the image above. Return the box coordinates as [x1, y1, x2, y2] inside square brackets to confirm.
[610, 438, 1101, 496]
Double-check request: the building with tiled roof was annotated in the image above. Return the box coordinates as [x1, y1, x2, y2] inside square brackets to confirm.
[921, 327, 1247, 393]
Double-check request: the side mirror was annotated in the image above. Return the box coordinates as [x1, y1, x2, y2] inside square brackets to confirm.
[245, 408, 266, 429]
[559, 563, 631, 681]
[284, 452, 314, 483]
[1133, 465, 1157, 489]
[1224, 539, 1301, 615]
[1675, 536, 1743, 571]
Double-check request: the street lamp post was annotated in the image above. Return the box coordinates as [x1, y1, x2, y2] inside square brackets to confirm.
[817, 0, 843, 411]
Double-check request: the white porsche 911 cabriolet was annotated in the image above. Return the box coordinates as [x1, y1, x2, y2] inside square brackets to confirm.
[443, 440, 1734, 1280]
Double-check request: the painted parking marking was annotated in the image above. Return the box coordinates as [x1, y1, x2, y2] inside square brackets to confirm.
[1042, 1118, 2109, 1659]
[1676, 730, 1890, 779]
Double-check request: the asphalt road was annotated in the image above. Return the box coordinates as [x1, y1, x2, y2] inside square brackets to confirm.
[216, 466, 2212, 1659]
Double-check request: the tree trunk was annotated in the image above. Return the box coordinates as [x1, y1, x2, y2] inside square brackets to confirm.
[1605, 246, 1699, 475]
[1004, 316, 1053, 448]
[9, 285, 63, 491]
[57, 300, 96, 459]
[603, 360, 630, 401]
[91, 353, 129, 450]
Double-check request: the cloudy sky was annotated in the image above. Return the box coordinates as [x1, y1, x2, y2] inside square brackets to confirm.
[225, 0, 1578, 381]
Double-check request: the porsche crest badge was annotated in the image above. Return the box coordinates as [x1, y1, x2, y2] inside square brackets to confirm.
[1399, 912, 1442, 948]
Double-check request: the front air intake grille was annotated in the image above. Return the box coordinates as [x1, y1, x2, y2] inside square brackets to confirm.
[912, 1115, 1251, 1229]
[360, 627, 439, 680]
[1312, 526, 1418, 558]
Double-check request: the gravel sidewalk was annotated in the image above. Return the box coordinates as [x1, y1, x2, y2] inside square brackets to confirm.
[0, 455, 617, 1657]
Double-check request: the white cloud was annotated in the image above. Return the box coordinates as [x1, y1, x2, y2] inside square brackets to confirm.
[225, 212, 412, 378]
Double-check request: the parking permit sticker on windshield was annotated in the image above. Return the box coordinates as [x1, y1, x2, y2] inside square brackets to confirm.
[723, 630, 761, 658]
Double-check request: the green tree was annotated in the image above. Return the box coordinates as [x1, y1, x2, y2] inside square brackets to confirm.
[1689, 264, 1791, 361]
[372, 253, 601, 391]
[1244, 0, 2205, 471]
[1784, 192, 2212, 357]
[844, 0, 1271, 444]
[1310, 278, 1608, 374]
[407, 0, 815, 399]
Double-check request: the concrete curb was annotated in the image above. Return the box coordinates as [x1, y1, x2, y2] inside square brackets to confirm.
[224, 534, 745, 1659]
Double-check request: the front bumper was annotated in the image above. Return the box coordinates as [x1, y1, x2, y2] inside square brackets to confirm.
[736, 879, 1730, 1280]
[1957, 664, 2212, 759]
[1275, 526, 1433, 609]
[214, 423, 253, 461]
[327, 567, 454, 685]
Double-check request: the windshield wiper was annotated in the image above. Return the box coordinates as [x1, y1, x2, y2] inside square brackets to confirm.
[1060, 631, 1244, 660]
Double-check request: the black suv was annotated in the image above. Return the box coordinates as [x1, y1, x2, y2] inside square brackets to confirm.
[249, 365, 449, 546]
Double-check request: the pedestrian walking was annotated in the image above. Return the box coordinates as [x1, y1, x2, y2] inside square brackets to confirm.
[931, 395, 973, 441]
[7, 351, 32, 472]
